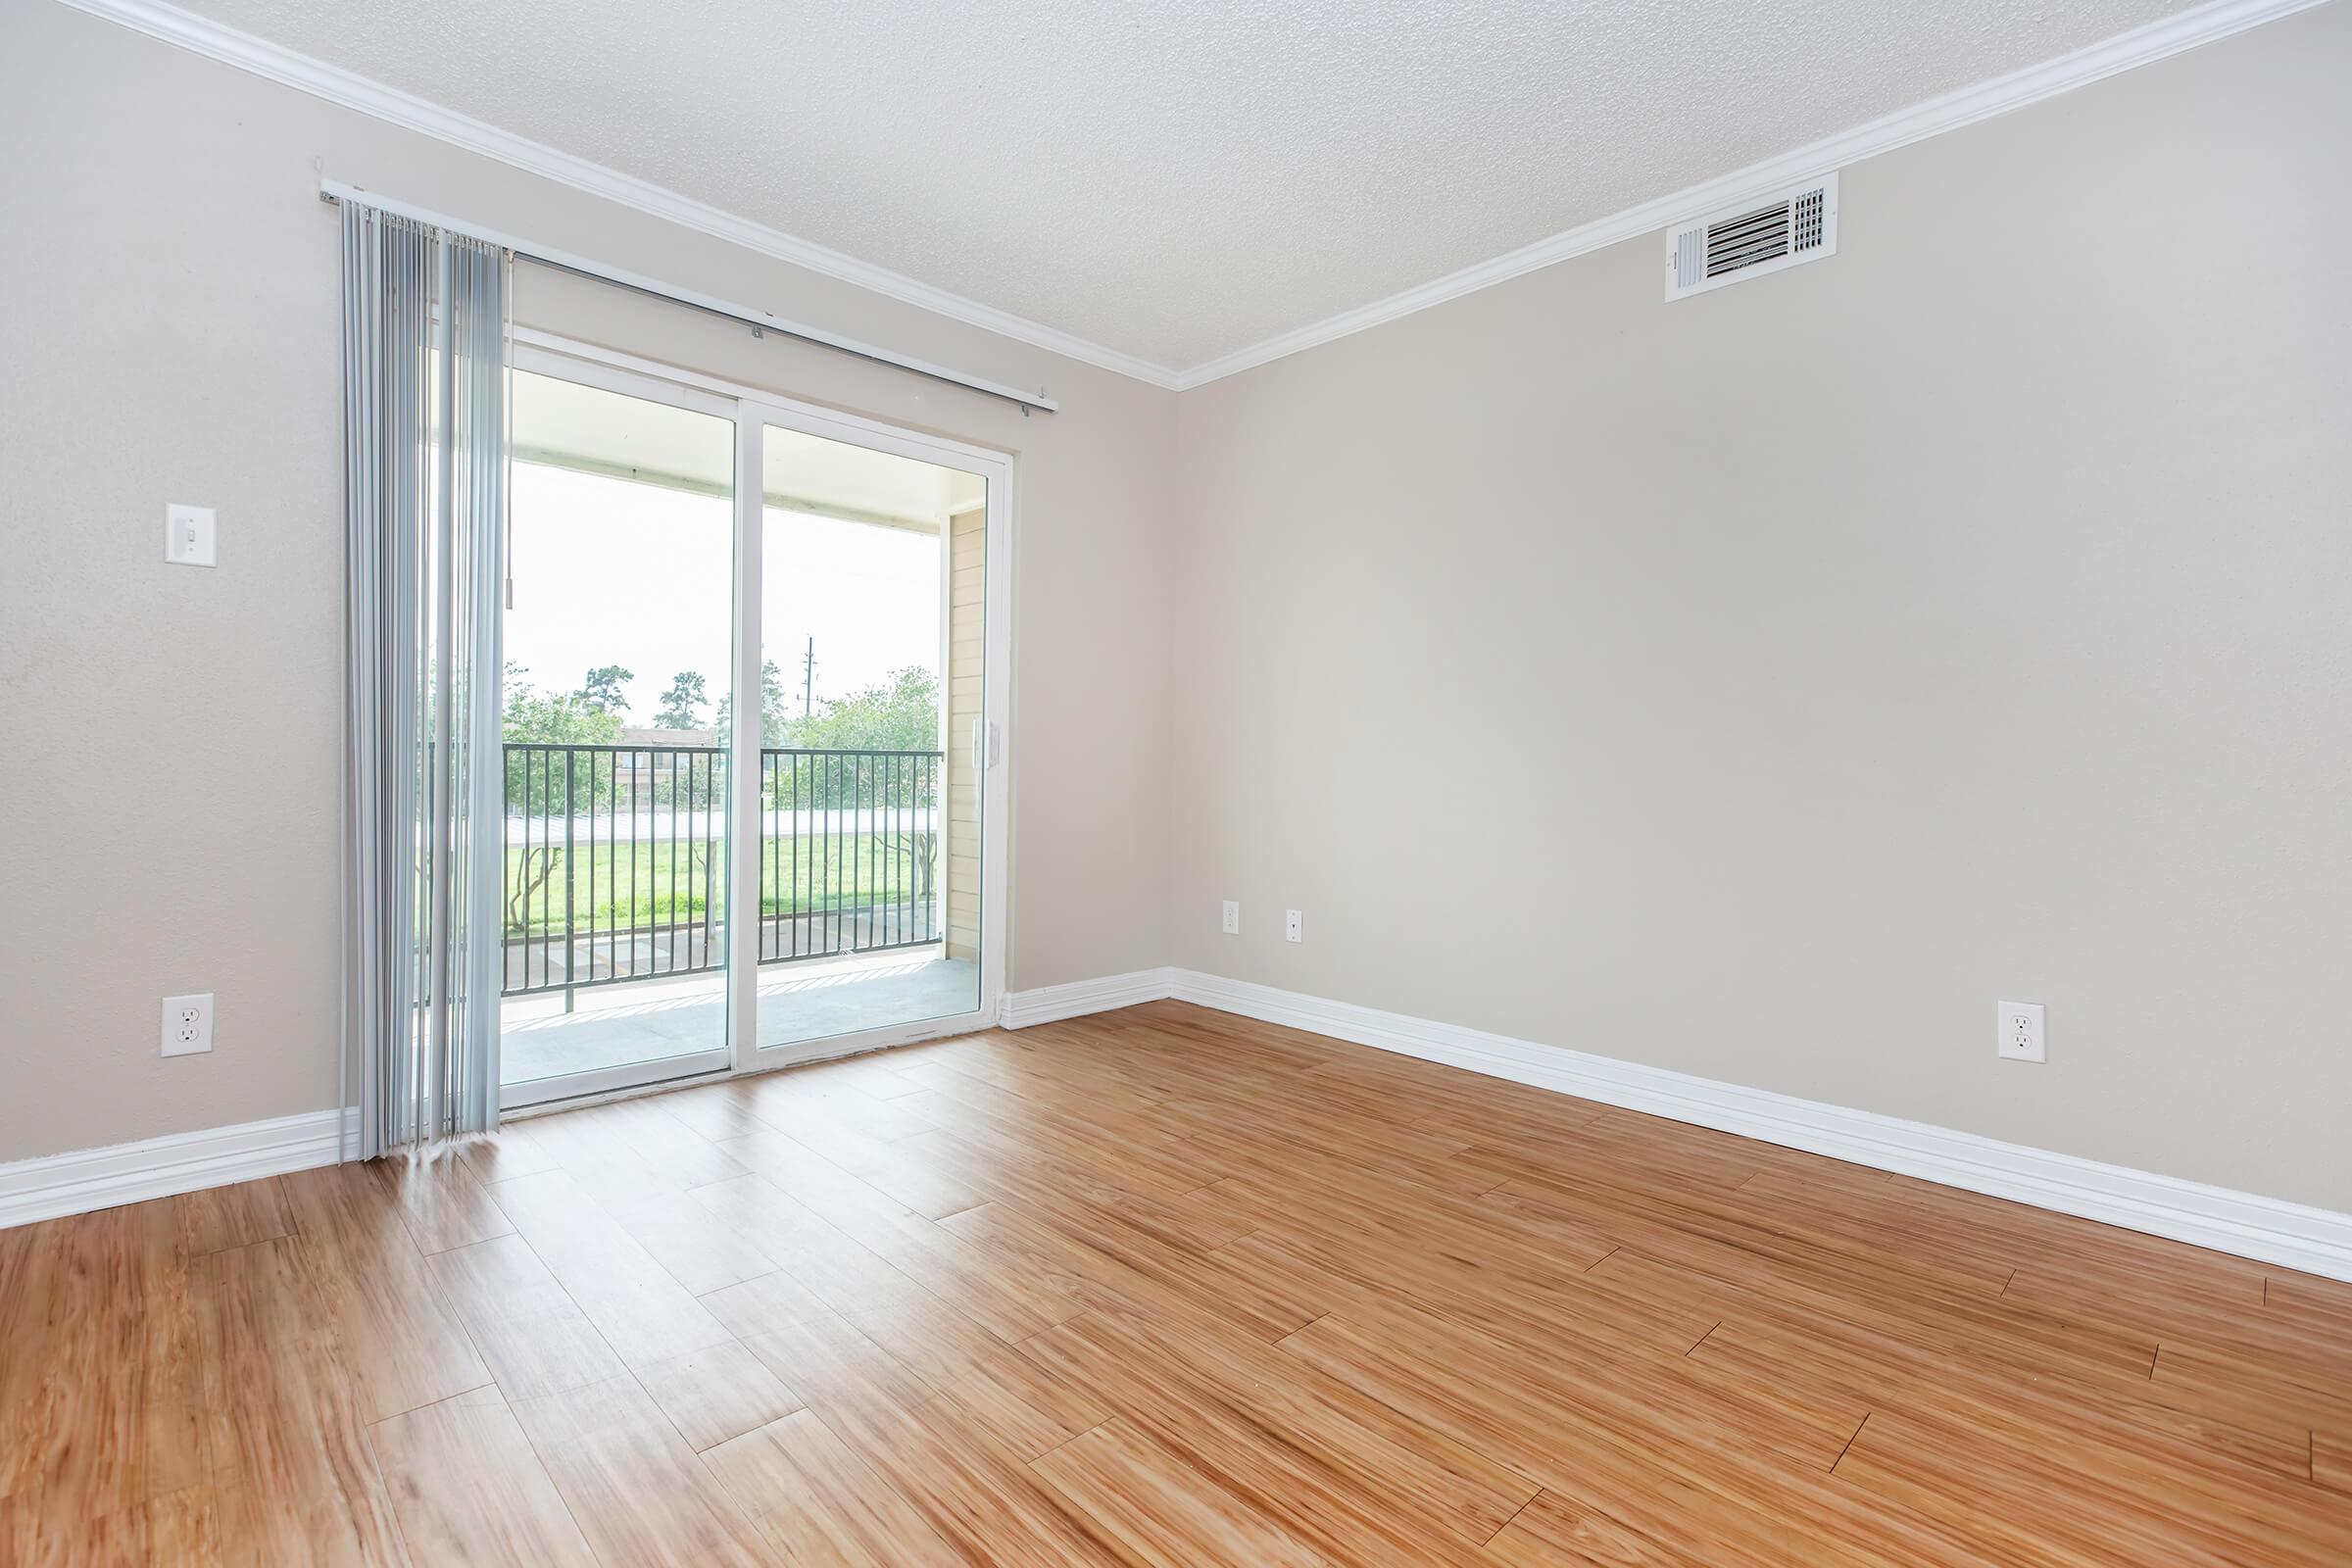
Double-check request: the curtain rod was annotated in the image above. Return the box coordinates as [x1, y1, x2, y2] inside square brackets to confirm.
[318, 178, 1057, 415]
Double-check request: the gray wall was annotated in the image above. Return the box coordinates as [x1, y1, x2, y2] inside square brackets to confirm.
[5, 0, 2345, 1212]
[0, 2, 1176, 1163]
[1170, 2, 2352, 1209]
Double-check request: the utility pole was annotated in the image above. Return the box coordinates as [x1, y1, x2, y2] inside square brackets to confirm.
[801, 636, 817, 718]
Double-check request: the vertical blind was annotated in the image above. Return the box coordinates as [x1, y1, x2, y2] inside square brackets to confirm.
[340, 201, 508, 1157]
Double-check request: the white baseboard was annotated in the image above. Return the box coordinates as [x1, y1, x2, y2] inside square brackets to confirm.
[0, 1107, 351, 1230]
[21, 972, 2346, 1280]
[1000, 967, 1180, 1029]
[1002, 967, 2352, 1282]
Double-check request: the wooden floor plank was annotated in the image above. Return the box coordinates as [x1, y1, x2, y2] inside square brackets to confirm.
[425, 1233, 626, 1405]
[2267, 1271, 2352, 1348]
[1483, 1485, 1825, 1568]
[715, 1152, 1086, 1344]
[2316, 1430, 2350, 1494]
[1688, 1305, 2317, 1489]
[21, 1207, 209, 1529]
[716, 1124, 990, 1227]
[278, 1162, 492, 1423]
[489, 1168, 736, 1368]
[368, 1146, 514, 1257]
[0, 1482, 221, 1568]
[10, 1002, 2348, 1565]
[796, 1377, 1134, 1566]
[1029, 1417, 1340, 1568]
[2153, 1342, 2352, 1435]
[368, 1385, 597, 1566]
[194, 1237, 407, 1566]
[0, 1221, 61, 1504]
[172, 1179, 295, 1258]
[699, 1269, 944, 1432]
[1834, 1401, 2352, 1567]
[508, 1373, 774, 1567]
[1273, 1306, 1989, 1567]
[691, 1177, 1010, 1389]
[703, 1408, 964, 1568]
[1016, 1313, 1501, 1568]
[631, 1340, 806, 1452]
[1064, 1297, 1540, 1542]
[451, 1121, 561, 1187]
[929, 1338, 1110, 1462]
[889, 1122, 1257, 1252]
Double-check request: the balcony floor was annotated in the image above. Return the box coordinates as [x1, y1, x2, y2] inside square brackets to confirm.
[499, 947, 977, 1089]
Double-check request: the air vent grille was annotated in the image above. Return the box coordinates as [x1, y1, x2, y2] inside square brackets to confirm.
[1707, 203, 1791, 278]
[1791, 187, 1826, 252]
[1665, 172, 1838, 301]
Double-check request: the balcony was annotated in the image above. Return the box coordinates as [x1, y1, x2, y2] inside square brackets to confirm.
[499, 740, 975, 1089]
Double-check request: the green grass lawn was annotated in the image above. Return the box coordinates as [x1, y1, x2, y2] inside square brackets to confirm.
[502, 833, 933, 936]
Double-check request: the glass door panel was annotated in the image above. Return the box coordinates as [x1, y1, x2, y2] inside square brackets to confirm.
[498, 364, 737, 1104]
[752, 421, 986, 1051]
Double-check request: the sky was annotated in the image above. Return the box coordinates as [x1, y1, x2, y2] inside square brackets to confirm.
[503, 462, 945, 728]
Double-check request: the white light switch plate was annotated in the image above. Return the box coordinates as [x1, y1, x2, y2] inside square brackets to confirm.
[165, 503, 217, 566]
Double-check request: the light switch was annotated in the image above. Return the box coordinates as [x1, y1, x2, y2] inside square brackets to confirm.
[165, 503, 217, 566]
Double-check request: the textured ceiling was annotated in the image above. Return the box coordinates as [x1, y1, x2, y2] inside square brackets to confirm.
[175, 0, 2201, 374]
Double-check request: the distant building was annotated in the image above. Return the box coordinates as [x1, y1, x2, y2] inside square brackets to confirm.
[612, 726, 724, 792]
[617, 725, 722, 750]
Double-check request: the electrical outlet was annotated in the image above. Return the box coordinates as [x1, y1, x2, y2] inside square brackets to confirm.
[1285, 908, 1303, 943]
[1220, 901, 1241, 936]
[1996, 1001, 2044, 1063]
[164, 504, 217, 566]
[162, 994, 214, 1056]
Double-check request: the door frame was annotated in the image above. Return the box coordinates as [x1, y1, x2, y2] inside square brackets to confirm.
[499, 329, 1015, 1110]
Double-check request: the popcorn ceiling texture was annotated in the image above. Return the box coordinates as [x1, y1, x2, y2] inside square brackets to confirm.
[177, 0, 2195, 371]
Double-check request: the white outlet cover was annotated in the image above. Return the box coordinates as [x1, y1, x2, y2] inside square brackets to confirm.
[1996, 1001, 2045, 1063]
[162, 993, 214, 1056]
[1220, 901, 1241, 935]
[165, 503, 217, 566]
[1285, 909, 1303, 943]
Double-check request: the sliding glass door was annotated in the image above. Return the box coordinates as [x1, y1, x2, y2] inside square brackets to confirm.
[498, 341, 1004, 1107]
[497, 361, 739, 1106]
[747, 420, 988, 1057]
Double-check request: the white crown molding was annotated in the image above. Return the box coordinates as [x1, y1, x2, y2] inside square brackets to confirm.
[0, 1107, 353, 1230]
[50, 0, 2333, 392]
[1168, 0, 2333, 389]
[55, 0, 2332, 399]
[50, 0, 1188, 392]
[999, 967, 2352, 1282]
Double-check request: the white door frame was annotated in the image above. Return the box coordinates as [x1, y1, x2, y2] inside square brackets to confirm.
[499, 330, 1014, 1110]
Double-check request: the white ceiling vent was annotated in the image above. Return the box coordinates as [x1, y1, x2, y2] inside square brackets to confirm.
[1664, 172, 1838, 302]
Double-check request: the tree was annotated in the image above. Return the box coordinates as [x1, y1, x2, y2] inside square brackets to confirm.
[773, 667, 945, 918]
[504, 662, 622, 748]
[654, 670, 709, 731]
[790, 665, 940, 753]
[576, 664, 633, 715]
[713, 659, 791, 746]
[500, 663, 624, 935]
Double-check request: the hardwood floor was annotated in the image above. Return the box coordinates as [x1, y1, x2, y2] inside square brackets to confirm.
[5, 1000, 2349, 1565]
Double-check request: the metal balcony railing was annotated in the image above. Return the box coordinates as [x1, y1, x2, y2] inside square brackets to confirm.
[501, 742, 945, 1004]
[756, 748, 944, 965]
